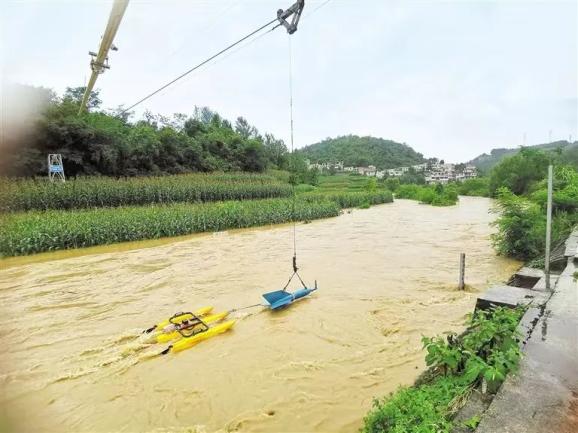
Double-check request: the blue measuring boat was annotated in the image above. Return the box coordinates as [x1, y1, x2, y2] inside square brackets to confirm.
[262, 256, 318, 310]
[262, 286, 317, 310]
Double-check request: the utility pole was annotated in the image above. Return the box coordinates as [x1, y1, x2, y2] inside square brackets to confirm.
[545, 165, 553, 290]
[79, 0, 129, 114]
[549, 129, 552, 144]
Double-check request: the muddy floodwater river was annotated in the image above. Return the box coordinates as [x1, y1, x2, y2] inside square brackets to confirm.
[0, 197, 520, 433]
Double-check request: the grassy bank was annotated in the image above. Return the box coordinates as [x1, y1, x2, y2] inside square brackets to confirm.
[363, 307, 524, 433]
[394, 184, 459, 206]
[0, 191, 392, 257]
[0, 173, 292, 212]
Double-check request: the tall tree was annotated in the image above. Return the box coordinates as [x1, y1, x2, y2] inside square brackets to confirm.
[64, 86, 102, 109]
[235, 116, 258, 139]
[263, 133, 288, 167]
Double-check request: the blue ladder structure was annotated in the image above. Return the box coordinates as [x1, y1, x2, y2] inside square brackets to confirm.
[48, 154, 65, 182]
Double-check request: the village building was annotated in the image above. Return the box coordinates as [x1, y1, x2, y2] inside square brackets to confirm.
[307, 160, 477, 183]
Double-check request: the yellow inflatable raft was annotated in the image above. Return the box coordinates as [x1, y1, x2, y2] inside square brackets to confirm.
[155, 311, 229, 343]
[168, 320, 235, 354]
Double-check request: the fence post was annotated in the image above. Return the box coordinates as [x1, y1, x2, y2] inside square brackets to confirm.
[458, 253, 466, 290]
[545, 165, 553, 290]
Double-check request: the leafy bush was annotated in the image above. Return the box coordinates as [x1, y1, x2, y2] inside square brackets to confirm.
[457, 178, 490, 197]
[384, 178, 400, 192]
[394, 184, 420, 199]
[492, 165, 578, 261]
[395, 184, 458, 206]
[530, 166, 578, 212]
[488, 148, 552, 196]
[491, 188, 546, 260]
[363, 307, 524, 433]
[423, 307, 523, 387]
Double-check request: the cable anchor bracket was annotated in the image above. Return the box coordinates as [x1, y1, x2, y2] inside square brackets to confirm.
[277, 0, 305, 35]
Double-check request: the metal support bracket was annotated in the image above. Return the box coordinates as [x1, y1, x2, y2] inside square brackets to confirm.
[277, 0, 305, 34]
[89, 51, 111, 74]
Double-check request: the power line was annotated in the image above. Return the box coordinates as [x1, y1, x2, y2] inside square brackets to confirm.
[121, 17, 278, 113]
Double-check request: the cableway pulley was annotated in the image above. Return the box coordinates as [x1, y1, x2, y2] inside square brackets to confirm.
[277, 0, 305, 34]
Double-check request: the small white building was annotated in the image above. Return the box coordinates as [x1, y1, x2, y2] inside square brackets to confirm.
[412, 163, 427, 172]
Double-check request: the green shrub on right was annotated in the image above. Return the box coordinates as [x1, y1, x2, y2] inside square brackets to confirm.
[492, 166, 578, 261]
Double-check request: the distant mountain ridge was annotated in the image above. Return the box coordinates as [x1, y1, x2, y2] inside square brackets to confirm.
[298, 135, 425, 169]
[469, 140, 578, 172]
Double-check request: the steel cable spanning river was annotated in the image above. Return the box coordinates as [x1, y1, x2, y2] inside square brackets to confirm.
[0, 197, 520, 433]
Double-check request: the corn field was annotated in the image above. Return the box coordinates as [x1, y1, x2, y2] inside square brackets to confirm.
[0, 198, 337, 256]
[0, 173, 292, 212]
[0, 191, 394, 257]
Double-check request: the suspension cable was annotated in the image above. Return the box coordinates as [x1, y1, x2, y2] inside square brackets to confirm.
[121, 17, 278, 114]
[120, 0, 333, 115]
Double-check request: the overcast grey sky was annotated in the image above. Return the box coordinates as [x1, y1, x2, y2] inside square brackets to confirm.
[2, 0, 577, 161]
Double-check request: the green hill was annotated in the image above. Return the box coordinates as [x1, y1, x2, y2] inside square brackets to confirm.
[469, 140, 578, 173]
[298, 135, 425, 169]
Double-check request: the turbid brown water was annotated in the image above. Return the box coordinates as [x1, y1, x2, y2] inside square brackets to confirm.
[0, 197, 520, 433]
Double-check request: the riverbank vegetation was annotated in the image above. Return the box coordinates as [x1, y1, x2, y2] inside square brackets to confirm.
[392, 183, 459, 206]
[489, 149, 578, 262]
[456, 178, 490, 197]
[363, 307, 524, 433]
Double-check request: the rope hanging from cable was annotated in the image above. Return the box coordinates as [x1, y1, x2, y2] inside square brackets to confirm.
[289, 36, 297, 268]
[284, 35, 307, 291]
